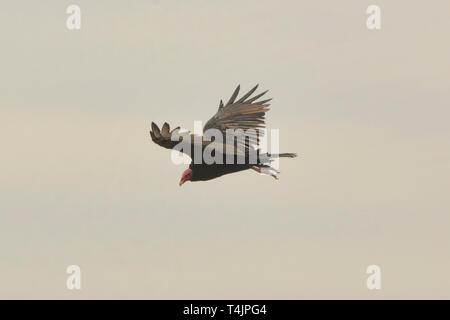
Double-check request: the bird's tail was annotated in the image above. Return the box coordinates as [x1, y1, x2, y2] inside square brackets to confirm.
[257, 152, 297, 163]
[267, 153, 297, 158]
[252, 152, 297, 179]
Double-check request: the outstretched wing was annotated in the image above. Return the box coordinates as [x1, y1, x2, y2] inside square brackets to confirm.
[150, 122, 185, 150]
[203, 84, 271, 151]
[150, 122, 219, 159]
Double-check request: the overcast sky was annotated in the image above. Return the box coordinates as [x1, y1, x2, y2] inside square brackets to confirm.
[1, 0, 449, 298]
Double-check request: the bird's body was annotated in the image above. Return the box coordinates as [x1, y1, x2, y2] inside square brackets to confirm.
[149, 85, 297, 186]
[188, 151, 297, 182]
[189, 162, 251, 182]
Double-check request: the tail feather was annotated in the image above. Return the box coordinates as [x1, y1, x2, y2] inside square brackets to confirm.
[268, 152, 297, 158]
[252, 152, 297, 179]
[258, 152, 297, 164]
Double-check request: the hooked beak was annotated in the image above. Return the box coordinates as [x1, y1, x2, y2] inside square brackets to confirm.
[179, 168, 192, 187]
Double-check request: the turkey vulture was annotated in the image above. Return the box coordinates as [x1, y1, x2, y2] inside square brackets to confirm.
[150, 85, 297, 186]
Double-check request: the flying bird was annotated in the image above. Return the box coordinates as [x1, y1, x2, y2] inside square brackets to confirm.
[150, 85, 297, 186]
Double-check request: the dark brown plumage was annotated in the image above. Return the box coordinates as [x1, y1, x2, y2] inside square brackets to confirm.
[149, 85, 297, 185]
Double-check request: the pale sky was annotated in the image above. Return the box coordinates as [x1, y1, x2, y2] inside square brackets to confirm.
[1, 0, 450, 299]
